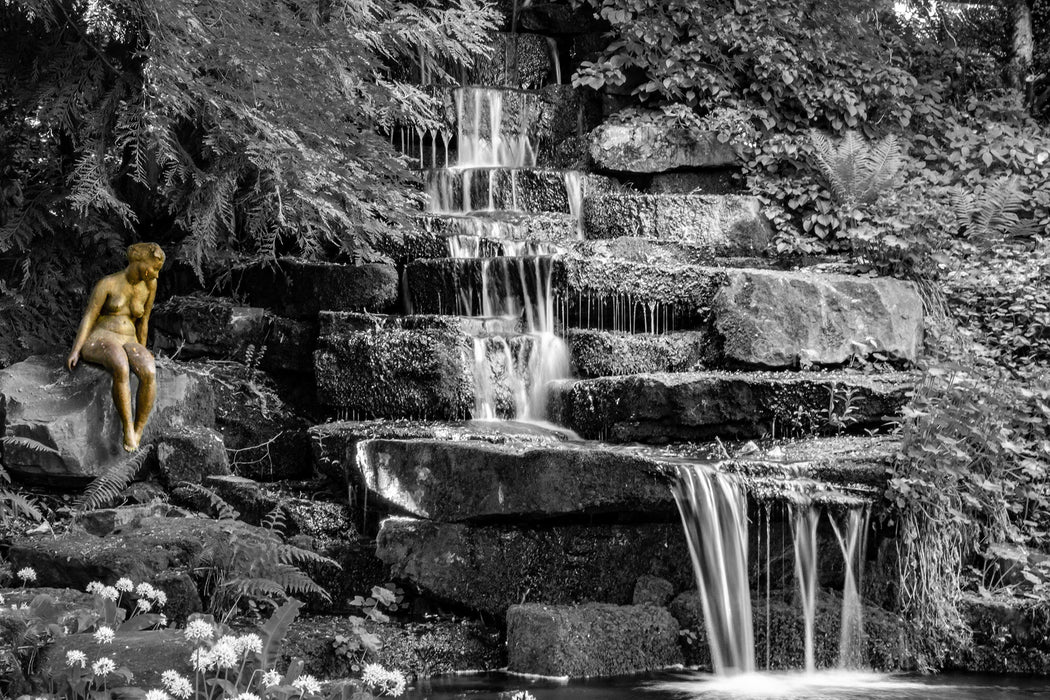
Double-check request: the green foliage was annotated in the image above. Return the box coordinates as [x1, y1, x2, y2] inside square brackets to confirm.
[809, 130, 903, 212]
[177, 482, 241, 521]
[0, 0, 498, 362]
[0, 437, 46, 525]
[74, 446, 151, 512]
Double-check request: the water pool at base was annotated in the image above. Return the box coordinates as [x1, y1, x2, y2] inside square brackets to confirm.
[403, 670, 1050, 699]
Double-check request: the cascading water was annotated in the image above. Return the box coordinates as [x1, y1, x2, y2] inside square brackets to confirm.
[791, 504, 821, 674]
[832, 506, 871, 669]
[671, 466, 755, 676]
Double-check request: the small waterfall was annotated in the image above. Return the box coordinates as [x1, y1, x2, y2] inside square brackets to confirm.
[563, 170, 584, 238]
[791, 505, 820, 674]
[546, 36, 562, 85]
[454, 87, 536, 169]
[671, 466, 755, 676]
[832, 507, 871, 669]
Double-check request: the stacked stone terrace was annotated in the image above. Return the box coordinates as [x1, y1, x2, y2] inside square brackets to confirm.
[0, 0, 932, 677]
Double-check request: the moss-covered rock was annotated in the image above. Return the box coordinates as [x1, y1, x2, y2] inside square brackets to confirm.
[549, 370, 914, 443]
[949, 593, 1050, 674]
[152, 295, 267, 360]
[567, 329, 713, 376]
[583, 193, 770, 254]
[468, 32, 554, 89]
[589, 121, 740, 172]
[425, 168, 612, 214]
[419, 211, 579, 248]
[230, 258, 398, 318]
[506, 603, 683, 677]
[376, 517, 693, 616]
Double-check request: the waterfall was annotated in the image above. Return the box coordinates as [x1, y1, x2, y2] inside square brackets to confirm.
[671, 465, 754, 676]
[791, 505, 820, 674]
[832, 507, 870, 669]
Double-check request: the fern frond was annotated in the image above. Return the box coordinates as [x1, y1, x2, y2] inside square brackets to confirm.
[261, 506, 288, 534]
[269, 564, 331, 601]
[0, 489, 43, 524]
[856, 134, 902, 203]
[177, 482, 241, 520]
[1, 435, 62, 457]
[277, 541, 340, 570]
[258, 600, 303, 670]
[75, 447, 151, 512]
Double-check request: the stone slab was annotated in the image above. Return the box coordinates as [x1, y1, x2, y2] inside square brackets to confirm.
[425, 168, 612, 215]
[713, 269, 924, 367]
[583, 193, 770, 255]
[230, 258, 398, 318]
[0, 355, 215, 484]
[506, 603, 683, 677]
[567, 329, 713, 377]
[549, 370, 914, 443]
[376, 517, 692, 616]
[589, 121, 740, 172]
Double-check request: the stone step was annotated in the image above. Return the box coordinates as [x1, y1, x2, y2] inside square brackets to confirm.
[350, 434, 889, 523]
[420, 212, 579, 251]
[583, 193, 770, 255]
[566, 329, 714, 376]
[405, 259, 924, 367]
[589, 119, 741, 172]
[549, 370, 914, 443]
[424, 167, 613, 215]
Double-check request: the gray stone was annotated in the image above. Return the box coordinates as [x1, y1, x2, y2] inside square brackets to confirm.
[567, 329, 713, 377]
[0, 355, 215, 484]
[583, 193, 770, 255]
[78, 503, 183, 537]
[712, 269, 924, 367]
[155, 424, 230, 487]
[419, 211, 579, 248]
[983, 543, 1050, 588]
[506, 603, 683, 677]
[231, 258, 398, 318]
[549, 370, 914, 443]
[590, 121, 740, 172]
[953, 593, 1050, 674]
[376, 517, 692, 616]
[633, 575, 675, 607]
[151, 295, 266, 361]
[649, 171, 738, 195]
[355, 438, 674, 521]
[468, 32, 554, 89]
[424, 168, 613, 215]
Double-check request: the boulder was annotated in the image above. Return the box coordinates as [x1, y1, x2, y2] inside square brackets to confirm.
[648, 171, 738, 195]
[633, 575, 675, 607]
[506, 603, 683, 677]
[0, 356, 215, 485]
[549, 370, 914, 443]
[151, 296, 266, 361]
[231, 258, 398, 318]
[355, 438, 674, 521]
[36, 630, 194, 690]
[78, 504, 184, 537]
[376, 517, 691, 616]
[589, 121, 740, 172]
[583, 193, 769, 255]
[284, 616, 502, 679]
[953, 593, 1050, 674]
[154, 424, 230, 486]
[712, 270, 924, 367]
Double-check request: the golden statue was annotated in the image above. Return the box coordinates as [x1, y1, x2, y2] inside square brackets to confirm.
[67, 243, 165, 452]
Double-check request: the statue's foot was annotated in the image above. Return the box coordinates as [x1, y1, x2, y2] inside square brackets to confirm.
[123, 432, 139, 452]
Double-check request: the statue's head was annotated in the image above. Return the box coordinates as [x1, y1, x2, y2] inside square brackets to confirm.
[127, 242, 165, 281]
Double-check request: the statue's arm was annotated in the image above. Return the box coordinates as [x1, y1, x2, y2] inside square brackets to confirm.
[67, 279, 108, 370]
[136, 279, 157, 346]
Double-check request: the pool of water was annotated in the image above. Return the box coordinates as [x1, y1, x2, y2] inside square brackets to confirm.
[404, 670, 1050, 699]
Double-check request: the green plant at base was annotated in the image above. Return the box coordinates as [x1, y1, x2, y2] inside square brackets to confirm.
[74, 446, 152, 512]
[0, 436, 46, 526]
[333, 584, 404, 673]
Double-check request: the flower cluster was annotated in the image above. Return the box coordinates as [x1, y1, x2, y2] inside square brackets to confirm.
[17, 567, 36, 584]
[86, 577, 168, 620]
[161, 670, 193, 699]
[291, 674, 322, 695]
[361, 664, 407, 697]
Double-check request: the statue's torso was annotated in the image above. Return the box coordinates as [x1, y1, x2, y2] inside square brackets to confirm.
[91, 274, 152, 340]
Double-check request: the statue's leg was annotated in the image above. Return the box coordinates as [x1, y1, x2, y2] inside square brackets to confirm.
[81, 333, 136, 451]
[124, 342, 156, 445]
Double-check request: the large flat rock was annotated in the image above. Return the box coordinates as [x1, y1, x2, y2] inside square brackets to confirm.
[583, 194, 769, 255]
[376, 517, 692, 616]
[590, 120, 740, 172]
[567, 329, 713, 376]
[0, 355, 215, 483]
[230, 258, 398, 318]
[713, 269, 924, 366]
[356, 438, 673, 521]
[549, 370, 914, 443]
[507, 603, 683, 677]
[37, 630, 194, 690]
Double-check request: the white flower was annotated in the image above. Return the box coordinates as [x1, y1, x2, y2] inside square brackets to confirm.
[161, 671, 192, 699]
[145, 691, 170, 700]
[157, 614, 169, 628]
[261, 669, 282, 687]
[291, 674, 322, 695]
[115, 578, 134, 593]
[86, 581, 105, 595]
[510, 693, 536, 700]
[189, 647, 215, 672]
[93, 626, 115, 644]
[362, 664, 406, 697]
[151, 590, 168, 607]
[135, 598, 153, 613]
[136, 582, 156, 599]
[17, 567, 36, 582]
[100, 586, 119, 601]
[210, 640, 238, 669]
[92, 657, 116, 676]
[184, 619, 214, 642]
[234, 694, 260, 700]
[235, 633, 262, 655]
[65, 650, 87, 668]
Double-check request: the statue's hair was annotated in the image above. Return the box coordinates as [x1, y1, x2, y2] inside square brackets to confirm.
[127, 242, 165, 265]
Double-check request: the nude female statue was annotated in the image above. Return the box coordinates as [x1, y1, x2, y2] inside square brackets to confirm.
[67, 243, 165, 452]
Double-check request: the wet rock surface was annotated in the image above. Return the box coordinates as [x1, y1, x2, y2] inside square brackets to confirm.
[506, 603, 683, 677]
[589, 121, 740, 172]
[0, 355, 215, 484]
[230, 258, 398, 317]
[549, 370, 914, 443]
[567, 329, 713, 376]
